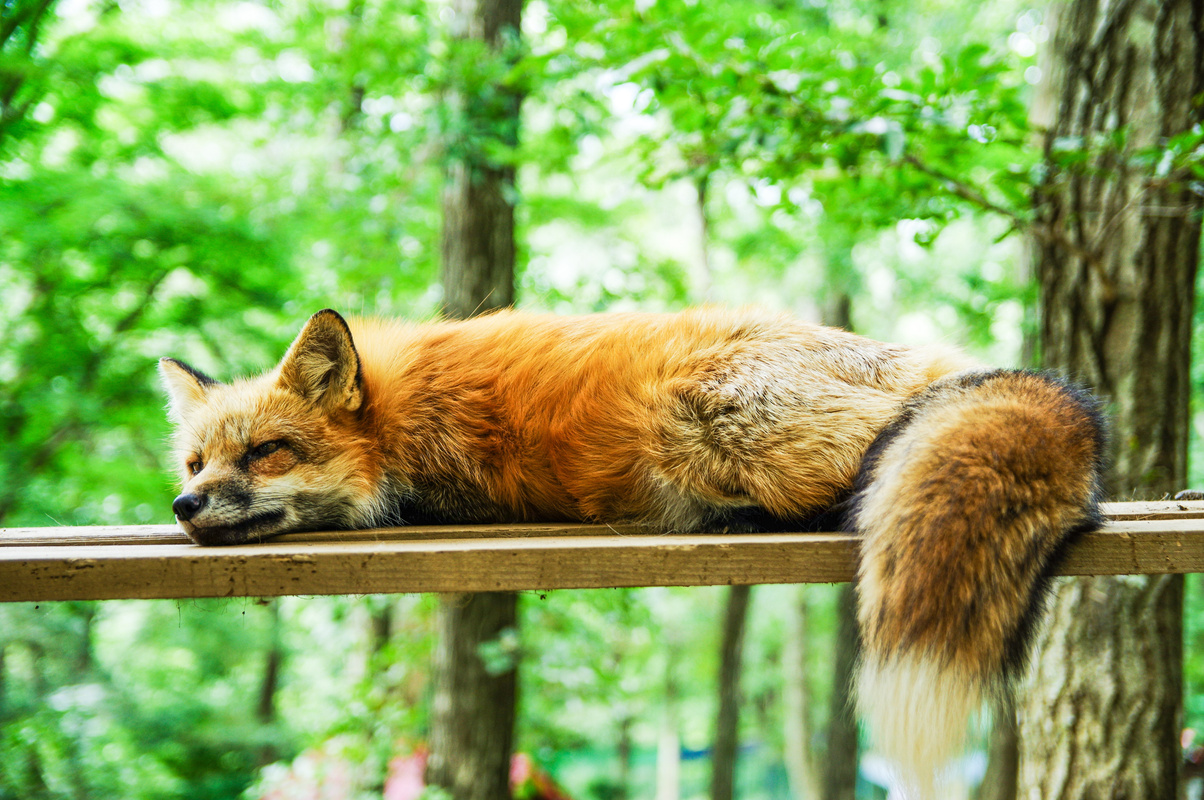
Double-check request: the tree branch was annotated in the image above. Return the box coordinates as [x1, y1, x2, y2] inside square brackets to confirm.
[903, 154, 1026, 223]
[1, 0, 56, 54]
[903, 153, 1104, 265]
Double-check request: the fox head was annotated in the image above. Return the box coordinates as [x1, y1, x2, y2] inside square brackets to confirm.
[159, 309, 381, 546]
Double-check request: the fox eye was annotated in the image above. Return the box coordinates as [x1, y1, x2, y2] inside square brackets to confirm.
[249, 440, 285, 460]
[188, 460, 203, 476]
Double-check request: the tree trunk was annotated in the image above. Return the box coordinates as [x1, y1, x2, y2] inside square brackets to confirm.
[819, 295, 858, 800]
[693, 173, 714, 303]
[711, 584, 751, 800]
[73, 603, 96, 675]
[617, 714, 633, 800]
[821, 585, 859, 800]
[783, 586, 820, 799]
[439, 0, 522, 319]
[257, 600, 284, 766]
[1020, 0, 1203, 797]
[426, 593, 519, 800]
[369, 600, 393, 659]
[337, 0, 366, 134]
[1021, 576, 1183, 797]
[442, 158, 517, 317]
[257, 601, 283, 725]
[976, 699, 1018, 800]
[656, 657, 682, 800]
[819, 293, 851, 332]
[426, 1, 523, 798]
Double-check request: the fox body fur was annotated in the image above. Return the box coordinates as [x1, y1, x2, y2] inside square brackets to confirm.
[159, 307, 1105, 797]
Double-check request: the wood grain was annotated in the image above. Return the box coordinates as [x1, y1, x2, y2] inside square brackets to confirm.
[3, 501, 1204, 602]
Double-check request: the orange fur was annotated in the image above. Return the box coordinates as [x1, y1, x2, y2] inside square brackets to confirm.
[312, 308, 976, 529]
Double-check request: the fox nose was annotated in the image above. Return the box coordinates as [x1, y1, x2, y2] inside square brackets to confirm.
[172, 493, 206, 522]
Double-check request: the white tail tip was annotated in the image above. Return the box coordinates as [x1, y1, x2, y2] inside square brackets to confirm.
[856, 652, 986, 799]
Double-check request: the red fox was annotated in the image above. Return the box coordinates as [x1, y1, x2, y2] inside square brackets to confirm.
[159, 307, 1104, 797]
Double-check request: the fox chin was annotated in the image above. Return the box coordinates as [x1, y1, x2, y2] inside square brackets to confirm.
[160, 306, 1104, 798]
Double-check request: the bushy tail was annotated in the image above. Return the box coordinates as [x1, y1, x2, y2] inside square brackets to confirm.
[848, 370, 1105, 798]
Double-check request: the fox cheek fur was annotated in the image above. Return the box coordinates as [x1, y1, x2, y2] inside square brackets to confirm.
[158, 311, 384, 545]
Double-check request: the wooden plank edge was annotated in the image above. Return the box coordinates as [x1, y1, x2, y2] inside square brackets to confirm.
[1100, 499, 1204, 520]
[0, 522, 651, 547]
[5, 500, 1204, 547]
[0, 534, 859, 602]
[4, 523, 1204, 602]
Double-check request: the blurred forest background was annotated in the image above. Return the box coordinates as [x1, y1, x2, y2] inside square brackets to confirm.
[1, 0, 1203, 797]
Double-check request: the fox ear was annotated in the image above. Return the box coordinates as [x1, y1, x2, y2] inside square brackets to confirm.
[158, 358, 219, 422]
[277, 309, 363, 412]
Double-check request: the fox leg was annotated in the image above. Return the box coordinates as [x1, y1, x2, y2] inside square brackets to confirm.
[848, 369, 1105, 797]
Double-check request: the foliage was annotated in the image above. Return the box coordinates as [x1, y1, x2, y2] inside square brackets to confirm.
[1, 599, 276, 799]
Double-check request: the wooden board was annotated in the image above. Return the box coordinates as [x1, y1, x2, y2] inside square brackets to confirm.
[3, 500, 1204, 602]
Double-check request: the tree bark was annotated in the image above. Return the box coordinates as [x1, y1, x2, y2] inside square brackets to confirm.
[782, 587, 820, 799]
[693, 173, 714, 303]
[426, 593, 519, 800]
[818, 297, 858, 800]
[711, 585, 751, 800]
[976, 699, 1018, 800]
[257, 601, 283, 725]
[656, 655, 682, 800]
[439, 0, 522, 319]
[1020, 0, 1203, 797]
[821, 585, 859, 800]
[617, 714, 633, 800]
[369, 600, 393, 659]
[1021, 575, 1183, 798]
[442, 160, 517, 317]
[257, 600, 284, 766]
[427, 3, 523, 797]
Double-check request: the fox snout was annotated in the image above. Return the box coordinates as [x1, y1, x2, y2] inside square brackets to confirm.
[172, 493, 206, 522]
[169, 481, 291, 546]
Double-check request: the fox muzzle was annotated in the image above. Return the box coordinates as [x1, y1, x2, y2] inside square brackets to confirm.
[172, 493, 206, 522]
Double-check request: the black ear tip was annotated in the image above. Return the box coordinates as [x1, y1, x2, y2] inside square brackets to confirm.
[159, 357, 220, 387]
[306, 309, 356, 346]
[312, 309, 347, 323]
